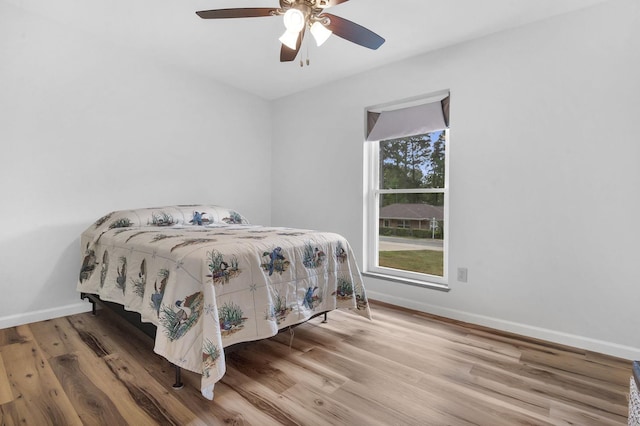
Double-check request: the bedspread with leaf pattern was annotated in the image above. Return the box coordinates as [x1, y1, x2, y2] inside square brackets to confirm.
[77, 205, 370, 400]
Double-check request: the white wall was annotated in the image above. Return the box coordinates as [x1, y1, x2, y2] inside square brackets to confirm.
[272, 0, 640, 359]
[0, 3, 272, 327]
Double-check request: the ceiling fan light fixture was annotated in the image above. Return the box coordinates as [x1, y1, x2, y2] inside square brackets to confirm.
[195, 1, 386, 63]
[282, 8, 305, 33]
[310, 21, 332, 46]
[279, 30, 299, 50]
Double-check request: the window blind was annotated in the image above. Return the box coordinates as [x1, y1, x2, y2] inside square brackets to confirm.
[366, 94, 449, 142]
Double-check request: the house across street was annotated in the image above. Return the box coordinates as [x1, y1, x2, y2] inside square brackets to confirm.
[379, 203, 444, 232]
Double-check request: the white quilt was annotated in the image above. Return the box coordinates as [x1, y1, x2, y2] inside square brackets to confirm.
[77, 205, 370, 399]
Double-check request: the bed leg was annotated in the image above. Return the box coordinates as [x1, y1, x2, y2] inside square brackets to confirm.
[172, 364, 184, 390]
[322, 312, 328, 323]
[81, 293, 97, 316]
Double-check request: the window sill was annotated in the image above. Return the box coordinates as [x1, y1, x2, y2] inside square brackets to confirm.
[362, 271, 450, 292]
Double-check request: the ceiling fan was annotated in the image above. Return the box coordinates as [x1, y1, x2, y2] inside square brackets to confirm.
[196, 0, 385, 63]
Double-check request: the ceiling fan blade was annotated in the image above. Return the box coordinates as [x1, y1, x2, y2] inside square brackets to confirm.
[280, 29, 305, 62]
[196, 8, 278, 19]
[316, 0, 350, 8]
[322, 13, 385, 50]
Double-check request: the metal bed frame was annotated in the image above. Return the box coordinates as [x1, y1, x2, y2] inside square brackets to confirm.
[80, 292, 328, 392]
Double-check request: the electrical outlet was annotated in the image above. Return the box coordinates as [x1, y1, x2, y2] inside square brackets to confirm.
[457, 267, 468, 282]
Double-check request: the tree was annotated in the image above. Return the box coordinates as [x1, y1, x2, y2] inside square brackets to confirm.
[379, 131, 446, 207]
[380, 134, 432, 207]
[424, 131, 446, 206]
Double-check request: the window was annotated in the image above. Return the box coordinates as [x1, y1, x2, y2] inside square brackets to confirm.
[364, 92, 449, 289]
[397, 220, 410, 229]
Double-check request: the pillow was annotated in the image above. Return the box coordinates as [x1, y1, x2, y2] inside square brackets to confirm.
[91, 205, 249, 232]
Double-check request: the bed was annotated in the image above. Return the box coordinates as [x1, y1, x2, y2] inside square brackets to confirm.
[76, 204, 370, 400]
[631, 361, 640, 426]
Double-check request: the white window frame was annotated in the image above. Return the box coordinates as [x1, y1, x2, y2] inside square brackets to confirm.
[363, 130, 450, 290]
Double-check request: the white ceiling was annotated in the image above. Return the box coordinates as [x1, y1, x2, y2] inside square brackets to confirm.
[7, 0, 609, 99]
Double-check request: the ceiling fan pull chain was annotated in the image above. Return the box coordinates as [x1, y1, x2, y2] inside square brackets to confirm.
[300, 30, 310, 67]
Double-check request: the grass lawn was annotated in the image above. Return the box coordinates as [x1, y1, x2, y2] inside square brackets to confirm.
[378, 250, 443, 276]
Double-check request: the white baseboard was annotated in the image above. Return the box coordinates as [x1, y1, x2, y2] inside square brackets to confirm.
[367, 290, 640, 361]
[0, 302, 92, 330]
[4, 294, 638, 360]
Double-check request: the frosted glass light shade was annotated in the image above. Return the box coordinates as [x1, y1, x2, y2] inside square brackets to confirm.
[310, 21, 332, 46]
[283, 9, 305, 32]
[279, 30, 299, 50]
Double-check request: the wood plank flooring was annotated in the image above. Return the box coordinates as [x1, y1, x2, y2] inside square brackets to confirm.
[0, 301, 632, 425]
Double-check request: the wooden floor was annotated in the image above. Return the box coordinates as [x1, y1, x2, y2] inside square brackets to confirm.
[0, 301, 632, 425]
